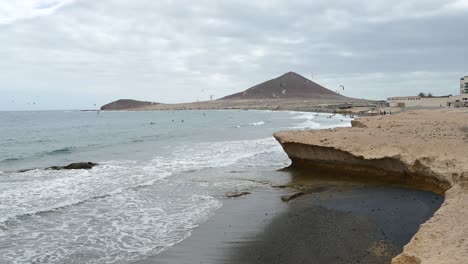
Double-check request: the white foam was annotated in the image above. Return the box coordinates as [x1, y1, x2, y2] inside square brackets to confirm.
[0, 110, 353, 264]
[173, 137, 282, 169]
[294, 119, 321, 129]
[250, 121, 265, 126]
[0, 135, 291, 263]
[289, 111, 354, 130]
[0, 119, 317, 224]
[235, 121, 266, 128]
[0, 162, 171, 224]
[0, 188, 222, 264]
[289, 112, 320, 129]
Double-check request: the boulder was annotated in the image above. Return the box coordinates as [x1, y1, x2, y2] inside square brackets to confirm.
[281, 192, 305, 202]
[225, 191, 251, 198]
[47, 162, 98, 170]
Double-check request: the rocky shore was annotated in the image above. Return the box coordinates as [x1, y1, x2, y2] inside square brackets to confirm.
[274, 108, 468, 264]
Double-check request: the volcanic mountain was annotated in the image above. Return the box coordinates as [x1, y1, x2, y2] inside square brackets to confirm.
[221, 72, 347, 100]
[100, 99, 158, 110]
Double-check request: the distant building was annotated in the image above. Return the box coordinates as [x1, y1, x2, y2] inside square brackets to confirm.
[386, 76, 468, 108]
[387, 95, 468, 108]
[460, 76, 468, 94]
[387, 96, 447, 108]
[387, 96, 422, 101]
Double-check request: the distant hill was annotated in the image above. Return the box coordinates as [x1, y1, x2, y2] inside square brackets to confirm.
[221, 72, 347, 100]
[100, 99, 158, 110]
[99, 72, 366, 111]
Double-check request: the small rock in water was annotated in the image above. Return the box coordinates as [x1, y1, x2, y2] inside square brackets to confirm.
[17, 168, 35, 173]
[225, 191, 251, 198]
[272, 185, 288, 189]
[281, 192, 305, 202]
[46, 162, 98, 170]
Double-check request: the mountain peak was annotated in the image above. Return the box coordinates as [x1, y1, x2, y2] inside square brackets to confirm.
[221, 72, 347, 100]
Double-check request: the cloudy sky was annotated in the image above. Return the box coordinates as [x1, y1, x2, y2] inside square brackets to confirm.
[1, 0, 467, 110]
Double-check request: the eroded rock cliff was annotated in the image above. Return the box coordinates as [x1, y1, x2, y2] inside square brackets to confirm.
[274, 109, 468, 264]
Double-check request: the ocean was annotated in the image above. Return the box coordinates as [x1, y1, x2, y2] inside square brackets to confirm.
[0, 110, 352, 264]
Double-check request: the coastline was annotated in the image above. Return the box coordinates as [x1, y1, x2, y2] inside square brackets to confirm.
[3, 108, 461, 263]
[136, 180, 442, 264]
[274, 108, 468, 263]
[99, 98, 385, 116]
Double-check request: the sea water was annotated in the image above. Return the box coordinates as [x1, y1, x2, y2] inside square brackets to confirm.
[0, 110, 351, 264]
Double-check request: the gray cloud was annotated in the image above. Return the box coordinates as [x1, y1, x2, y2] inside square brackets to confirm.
[1, 0, 467, 110]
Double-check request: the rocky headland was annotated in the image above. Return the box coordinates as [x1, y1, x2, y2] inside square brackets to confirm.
[101, 99, 158, 110]
[274, 108, 468, 264]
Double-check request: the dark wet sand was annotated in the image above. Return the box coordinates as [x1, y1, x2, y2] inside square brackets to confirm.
[136, 185, 443, 264]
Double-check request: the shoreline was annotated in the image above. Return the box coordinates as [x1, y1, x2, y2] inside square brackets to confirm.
[136, 182, 442, 264]
[97, 102, 451, 118]
[274, 108, 468, 263]
[99, 98, 386, 116]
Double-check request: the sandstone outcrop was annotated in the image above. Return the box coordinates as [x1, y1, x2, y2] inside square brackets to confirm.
[274, 109, 468, 264]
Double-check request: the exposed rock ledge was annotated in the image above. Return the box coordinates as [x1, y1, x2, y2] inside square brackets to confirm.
[274, 109, 468, 264]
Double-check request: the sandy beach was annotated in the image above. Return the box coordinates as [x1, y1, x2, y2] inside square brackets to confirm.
[2, 1, 467, 263]
[136, 172, 442, 264]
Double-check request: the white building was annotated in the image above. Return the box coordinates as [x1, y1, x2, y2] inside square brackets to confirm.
[387, 96, 451, 108]
[448, 95, 468, 107]
[387, 95, 468, 108]
[387, 76, 468, 108]
[461, 76, 468, 94]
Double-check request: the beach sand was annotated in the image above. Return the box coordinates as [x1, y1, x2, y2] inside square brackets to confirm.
[136, 178, 442, 264]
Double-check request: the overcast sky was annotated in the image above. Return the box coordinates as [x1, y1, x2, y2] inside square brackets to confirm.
[1, 0, 467, 110]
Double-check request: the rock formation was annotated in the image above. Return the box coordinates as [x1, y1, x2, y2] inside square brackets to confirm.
[47, 162, 98, 170]
[281, 192, 305, 202]
[274, 109, 468, 264]
[225, 191, 251, 198]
